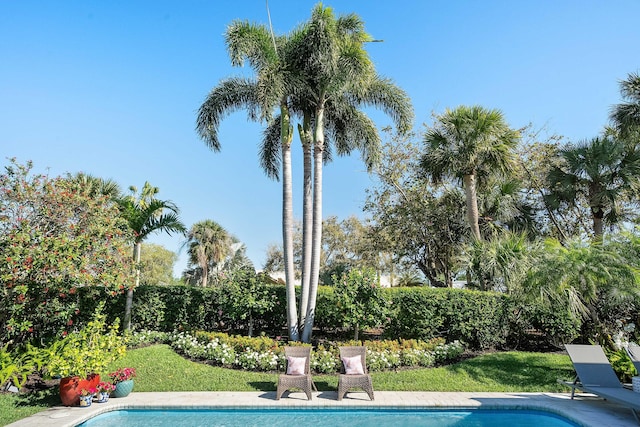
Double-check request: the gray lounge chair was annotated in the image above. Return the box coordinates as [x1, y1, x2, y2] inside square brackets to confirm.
[276, 346, 316, 400]
[560, 344, 640, 423]
[626, 342, 640, 375]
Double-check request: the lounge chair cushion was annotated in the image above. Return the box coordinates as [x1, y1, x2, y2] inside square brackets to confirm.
[342, 355, 364, 375]
[286, 356, 306, 375]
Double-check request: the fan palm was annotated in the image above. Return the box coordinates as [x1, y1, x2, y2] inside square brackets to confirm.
[184, 219, 232, 287]
[117, 184, 186, 329]
[66, 172, 122, 200]
[421, 105, 520, 240]
[196, 21, 305, 340]
[546, 135, 640, 239]
[610, 71, 640, 137]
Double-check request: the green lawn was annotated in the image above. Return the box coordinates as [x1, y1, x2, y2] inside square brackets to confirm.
[0, 345, 575, 426]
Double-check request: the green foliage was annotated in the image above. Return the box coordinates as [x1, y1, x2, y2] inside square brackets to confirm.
[384, 287, 509, 350]
[605, 346, 636, 383]
[330, 268, 389, 339]
[0, 343, 43, 389]
[139, 243, 178, 286]
[0, 160, 134, 348]
[218, 269, 277, 336]
[43, 304, 126, 379]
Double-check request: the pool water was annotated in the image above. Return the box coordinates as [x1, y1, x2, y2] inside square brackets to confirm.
[78, 408, 580, 427]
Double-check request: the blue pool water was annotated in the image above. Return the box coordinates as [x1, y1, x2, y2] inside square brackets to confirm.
[78, 408, 580, 427]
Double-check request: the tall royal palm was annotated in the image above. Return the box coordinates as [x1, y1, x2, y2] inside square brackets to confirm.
[117, 184, 186, 330]
[421, 105, 520, 241]
[196, 21, 305, 340]
[546, 135, 640, 239]
[292, 5, 413, 342]
[184, 220, 232, 287]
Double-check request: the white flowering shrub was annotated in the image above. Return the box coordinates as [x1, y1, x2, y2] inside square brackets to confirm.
[367, 349, 402, 371]
[400, 348, 435, 367]
[203, 339, 236, 366]
[160, 331, 465, 373]
[237, 348, 279, 371]
[433, 340, 464, 363]
[311, 348, 338, 373]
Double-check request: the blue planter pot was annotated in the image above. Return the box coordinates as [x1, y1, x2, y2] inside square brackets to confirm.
[112, 379, 134, 398]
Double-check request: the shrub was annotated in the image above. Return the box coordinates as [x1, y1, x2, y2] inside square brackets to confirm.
[43, 304, 126, 379]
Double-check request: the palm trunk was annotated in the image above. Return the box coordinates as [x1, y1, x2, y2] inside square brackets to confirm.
[298, 113, 313, 328]
[463, 174, 482, 240]
[281, 104, 299, 341]
[124, 241, 141, 330]
[302, 106, 325, 343]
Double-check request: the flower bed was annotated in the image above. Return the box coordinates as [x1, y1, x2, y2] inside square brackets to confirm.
[129, 330, 464, 373]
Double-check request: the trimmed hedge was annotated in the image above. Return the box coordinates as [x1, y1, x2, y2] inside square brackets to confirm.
[382, 287, 509, 349]
[77, 284, 587, 351]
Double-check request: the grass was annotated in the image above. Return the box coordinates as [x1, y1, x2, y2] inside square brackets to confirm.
[0, 345, 575, 426]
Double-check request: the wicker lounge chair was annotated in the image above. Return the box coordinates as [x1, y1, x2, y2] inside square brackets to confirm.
[337, 346, 374, 401]
[559, 344, 640, 423]
[276, 346, 316, 400]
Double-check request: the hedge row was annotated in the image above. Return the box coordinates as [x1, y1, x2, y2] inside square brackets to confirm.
[75, 284, 586, 351]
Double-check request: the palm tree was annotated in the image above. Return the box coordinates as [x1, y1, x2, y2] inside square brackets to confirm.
[610, 71, 640, 137]
[421, 105, 520, 241]
[523, 238, 639, 342]
[290, 4, 413, 342]
[117, 184, 186, 330]
[546, 135, 640, 239]
[66, 172, 122, 200]
[184, 219, 232, 287]
[196, 20, 304, 341]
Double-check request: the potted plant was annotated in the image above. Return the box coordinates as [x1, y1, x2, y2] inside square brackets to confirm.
[77, 387, 97, 407]
[95, 381, 116, 403]
[43, 304, 126, 406]
[109, 367, 136, 398]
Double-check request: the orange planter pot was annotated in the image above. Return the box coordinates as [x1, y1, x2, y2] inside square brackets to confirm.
[59, 373, 100, 406]
[59, 376, 80, 407]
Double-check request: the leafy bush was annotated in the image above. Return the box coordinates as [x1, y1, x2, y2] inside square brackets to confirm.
[383, 287, 509, 350]
[0, 160, 133, 349]
[43, 304, 126, 379]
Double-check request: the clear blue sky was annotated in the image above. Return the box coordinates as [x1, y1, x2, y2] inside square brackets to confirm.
[2, 1, 639, 277]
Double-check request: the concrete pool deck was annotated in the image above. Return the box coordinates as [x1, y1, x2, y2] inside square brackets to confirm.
[7, 391, 638, 427]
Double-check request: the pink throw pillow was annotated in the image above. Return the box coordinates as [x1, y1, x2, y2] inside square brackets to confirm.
[286, 356, 306, 375]
[342, 355, 364, 375]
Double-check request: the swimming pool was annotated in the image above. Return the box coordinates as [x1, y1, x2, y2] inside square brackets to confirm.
[77, 408, 581, 427]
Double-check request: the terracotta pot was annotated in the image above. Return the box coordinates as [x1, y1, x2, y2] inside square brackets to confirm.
[59, 376, 80, 406]
[59, 373, 100, 406]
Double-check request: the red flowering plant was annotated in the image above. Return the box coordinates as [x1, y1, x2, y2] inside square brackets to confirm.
[96, 381, 115, 394]
[78, 387, 97, 397]
[109, 367, 136, 384]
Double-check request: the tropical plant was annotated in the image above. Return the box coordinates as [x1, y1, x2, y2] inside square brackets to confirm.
[421, 105, 520, 241]
[546, 135, 640, 239]
[183, 220, 232, 287]
[291, 4, 413, 342]
[463, 231, 540, 292]
[196, 16, 304, 340]
[610, 71, 640, 137]
[522, 238, 640, 343]
[117, 182, 186, 330]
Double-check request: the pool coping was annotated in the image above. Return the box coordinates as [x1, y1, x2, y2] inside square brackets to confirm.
[6, 391, 638, 427]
